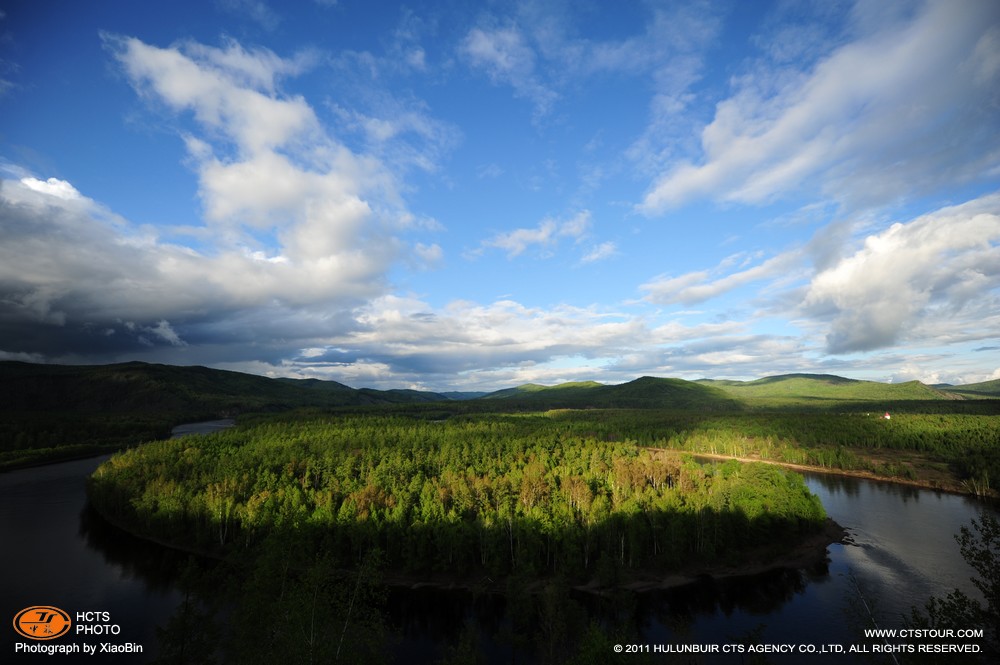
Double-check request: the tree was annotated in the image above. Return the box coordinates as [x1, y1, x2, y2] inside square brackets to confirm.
[908, 512, 1000, 662]
[152, 559, 221, 665]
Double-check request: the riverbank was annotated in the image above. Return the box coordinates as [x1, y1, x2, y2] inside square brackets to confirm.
[608, 517, 846, 593]
[688, 450, 997, 499]
[375, 517, 848, 596]
[93, 503, 845, 597]
[0, 419, 236, 473]
[0, 443, 122, 473]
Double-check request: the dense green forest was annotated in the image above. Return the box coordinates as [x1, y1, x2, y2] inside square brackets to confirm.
[558, 408, 1000, 496]
[88, 412, 828, 580]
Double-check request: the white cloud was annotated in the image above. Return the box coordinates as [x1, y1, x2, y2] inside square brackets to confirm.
[0, 35, 440, 359]
[234, 292, 767, 390]
[638, 191, 1000, 357]
[642, 251, 803, 305]
[460, 25, 557, 118]
[459, 3, 721, 132]
[105, 35, 426, 299]
[639, 0, 1000, 214]
[802, 193, 1000, 353]
[329, 101, 461, 174]
[20, 177, 81, 200]
[136, 320, 187, 347]
[0, 176, 201, 327]
[4, 12, 998, 391]
[7, 163, 992, 388]
[482, 210, 591, 258]
[477, 163, 504, 179]
[110, 36, 320, 155]
[638, 191, 1000, 363]
[185, 38, 315, 92]
[413, 242, 443, 269]
[483, 220, 559, 258]
[580, 241, 618, 264]
[330, 295, 708, 380]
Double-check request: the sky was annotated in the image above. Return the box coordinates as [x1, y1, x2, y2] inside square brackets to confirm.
[1, 0, 999, 392]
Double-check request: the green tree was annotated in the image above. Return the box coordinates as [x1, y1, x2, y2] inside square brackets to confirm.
[907, 513, 1000, 662]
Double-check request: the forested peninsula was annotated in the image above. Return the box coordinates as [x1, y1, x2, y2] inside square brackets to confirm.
[87, 411, 831, 583]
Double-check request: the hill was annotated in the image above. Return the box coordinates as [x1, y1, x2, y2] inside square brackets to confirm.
[438, 391, 490, 400]
[0, 361, 455, 469]
[939, 378, 1000, 398]
[0, 360, 446, 417]
[480, 376, 742, 410]
[697, 373, 955, 407]
[481, 381, 604, 400]
[4, 363, 997, 471]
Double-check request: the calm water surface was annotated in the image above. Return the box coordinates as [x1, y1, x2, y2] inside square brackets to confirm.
[624, 473, 995, 663]
[0, 454, 181, 661]
[1, 434, 995, 663]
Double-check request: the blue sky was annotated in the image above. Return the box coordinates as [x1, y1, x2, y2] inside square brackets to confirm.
[1, 0, 999, 391]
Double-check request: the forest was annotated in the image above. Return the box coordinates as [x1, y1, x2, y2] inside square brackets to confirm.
[560, 408, 1000, 496]
[88, 411, 829, 580]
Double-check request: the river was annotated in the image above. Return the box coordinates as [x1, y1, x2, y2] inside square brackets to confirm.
[1, 429, 995, 663]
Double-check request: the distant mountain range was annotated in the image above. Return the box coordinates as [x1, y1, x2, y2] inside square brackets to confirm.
[0, 360, 450, 417]
[2, 361, 998, 419]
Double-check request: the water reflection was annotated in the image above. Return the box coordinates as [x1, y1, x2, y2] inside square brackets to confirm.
[77, 501, 191, 594]
[804, 472, 995, 618]
[0, 456, 180, 663]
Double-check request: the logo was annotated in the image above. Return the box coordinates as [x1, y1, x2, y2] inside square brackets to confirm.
[13, 606, 72, 640]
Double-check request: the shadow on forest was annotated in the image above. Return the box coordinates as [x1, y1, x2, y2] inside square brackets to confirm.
[81, 500, 833, 665]
[90, 483, 827, 584]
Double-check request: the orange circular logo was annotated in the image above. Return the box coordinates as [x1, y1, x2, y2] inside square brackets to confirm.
[13, 606, 72, 640]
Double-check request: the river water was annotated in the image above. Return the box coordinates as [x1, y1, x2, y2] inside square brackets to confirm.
[622, 473, 995, 663]
[1, 431, 995, 663]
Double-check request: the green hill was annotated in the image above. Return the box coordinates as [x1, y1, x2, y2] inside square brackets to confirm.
[0, 361, 455, 469]
[940, 379, 1000, 398]
[697, 373, 955, 407]
[5, 362, 995, 471]
[0, 361, 450, 415]
[481, 381, 604, 400]
[438, 391, 490, 400]
[480, 376, 741, 410]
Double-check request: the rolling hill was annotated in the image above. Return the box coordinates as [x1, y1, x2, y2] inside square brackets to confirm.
[4, 363, 993, 418]
[481, 376, 742, 410]
[481, 381, 604, 400]
[4, 362, 997, 470]
[0, 361, 456, 469]
[0, 360, 449, 417]
[696, 373, 957, 406]
[938, 378, 1000, 398]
